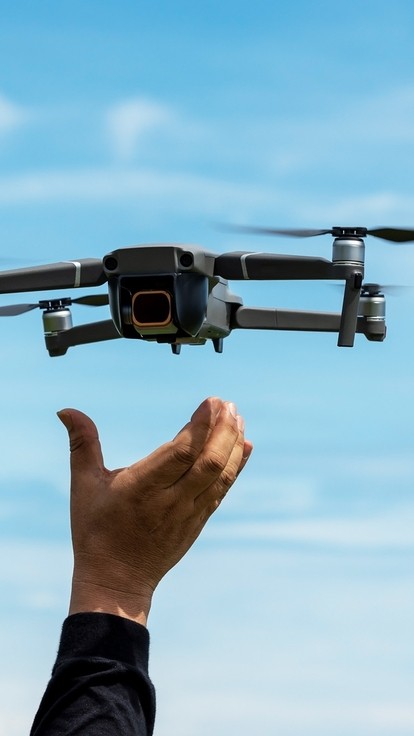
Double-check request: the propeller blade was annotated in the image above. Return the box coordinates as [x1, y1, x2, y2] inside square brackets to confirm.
[367, 227, 414, 243]
[220, 224, 332, 238]
[329, 282, 407, 296]
[222, 223, 414, 243]
[361, 282, 409, 296]
[0, 293, 109, 317]
[71, 294, 109, 306]
[0, 303, 39, 316]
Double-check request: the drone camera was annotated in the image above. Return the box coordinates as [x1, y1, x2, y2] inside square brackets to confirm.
[108, 272, 210, 340]
[131, 290, 172, 328]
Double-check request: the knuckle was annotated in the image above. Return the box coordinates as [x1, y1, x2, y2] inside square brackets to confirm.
[171, 440, 199, 467]
[202, 449, 227, 475]
[208, 498, 222, 515]
[220, 466, 237, 489]
[69, 434, 87, 454]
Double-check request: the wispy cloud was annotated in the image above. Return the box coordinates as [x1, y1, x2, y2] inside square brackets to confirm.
[0, 165, 414, 229]
[209, 503, 414, 549]
[0, 93, 27, 136]
[2, 87, 414, 227]
[257, 83, 414, 182]
[0, 540, 71, 609]
[155, 691, 414, 735]
[0, 166, 281, 217]
[106, 97, 174, 161]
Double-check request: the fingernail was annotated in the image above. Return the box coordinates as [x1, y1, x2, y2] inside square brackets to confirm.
[57, 410, 72, 431]
[243, 447, 253, 461]
[242, 442, 253, 461]
[227, 402, 238, 418]
[237, 414, 245, 432]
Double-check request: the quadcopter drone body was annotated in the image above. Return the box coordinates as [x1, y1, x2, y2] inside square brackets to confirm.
[0, 225, 406, 357]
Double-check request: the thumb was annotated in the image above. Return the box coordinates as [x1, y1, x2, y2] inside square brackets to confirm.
[57, 408, 105, 474]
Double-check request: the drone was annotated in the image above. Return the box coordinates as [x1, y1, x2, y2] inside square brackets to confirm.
[0, 224, 412, 357]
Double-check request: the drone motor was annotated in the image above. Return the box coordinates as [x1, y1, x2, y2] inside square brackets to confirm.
[331, 232, 365, 267]
[359, 284, 386, 323]
[40, 299, 73, 335]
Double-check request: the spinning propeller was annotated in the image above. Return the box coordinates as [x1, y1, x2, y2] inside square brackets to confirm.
[0, 294, 109, 316]
[222, 224, 414, 243]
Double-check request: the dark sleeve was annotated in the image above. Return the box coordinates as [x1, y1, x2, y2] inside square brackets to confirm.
[30, 612, 156, 736]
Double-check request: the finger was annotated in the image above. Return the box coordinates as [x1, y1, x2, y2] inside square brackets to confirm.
[57, 408, 105, 474]
[193, 432, 253, 523]
[197, 414, 247, 502]
[175, 396, 223, 441]
[193, 415, 247, 515]
[127, 396, 225, 488]
[176, 402, 241, 498]
[237, 439, 254, 476]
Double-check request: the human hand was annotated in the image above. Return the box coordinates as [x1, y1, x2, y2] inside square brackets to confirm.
[57, 397, 253, 625]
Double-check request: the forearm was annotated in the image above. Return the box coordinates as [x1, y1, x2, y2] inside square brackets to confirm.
[30, 612, 156, 736]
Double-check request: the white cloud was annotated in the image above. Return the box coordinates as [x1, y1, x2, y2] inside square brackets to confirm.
[260, 83, 414, 180]
[209, 503, 414, 549]
[0, 93, 27, 136]
[347, 85, 414, 144]
[1, 164, 414, 230]
[106, 97, 174, 161]
[0, 712, 35, 736]
[297, 191, 414, 225]
[0, 540, 72, 609]
[0, 166, 281, 217]
[155, 691, 414, 736]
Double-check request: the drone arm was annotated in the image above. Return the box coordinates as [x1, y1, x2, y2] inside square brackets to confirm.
[231, 307, 385, 341]
[0, 259, 106, 294]
[45, 319, 121, 357]
[214, 252, 337, 280]
[232, 306, 342, 332]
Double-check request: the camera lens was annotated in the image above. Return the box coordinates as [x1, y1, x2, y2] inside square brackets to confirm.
[179, 252, 193, 268]
[132, 291, 172, 327]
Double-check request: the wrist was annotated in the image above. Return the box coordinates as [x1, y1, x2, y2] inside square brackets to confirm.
[69, 577, 154, 627]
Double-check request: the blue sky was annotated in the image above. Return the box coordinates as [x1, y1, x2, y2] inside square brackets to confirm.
[1, 1, 414, 734]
